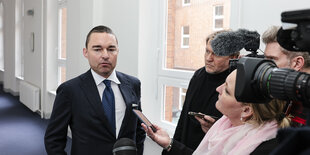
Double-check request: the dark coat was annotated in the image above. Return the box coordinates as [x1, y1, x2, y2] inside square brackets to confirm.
[44, 70, 146, 155]
[163, 67, 229, 155]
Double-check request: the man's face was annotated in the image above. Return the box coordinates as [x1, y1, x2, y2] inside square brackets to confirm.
[83, 32, 119, 78]
[264, 42, 290, 68]
[204, 42, 232, 74]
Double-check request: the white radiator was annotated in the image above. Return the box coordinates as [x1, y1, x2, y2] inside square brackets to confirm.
[19, 81, 40, 112]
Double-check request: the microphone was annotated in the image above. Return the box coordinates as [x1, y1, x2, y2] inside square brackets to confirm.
[113, 138, 137, 155]
[211, 29, 260, 56]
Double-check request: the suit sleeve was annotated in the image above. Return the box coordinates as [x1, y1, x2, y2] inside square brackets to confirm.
[162, 140, 194, 155]
[44, 83, 71, 155]
[134, 80, 146, 155]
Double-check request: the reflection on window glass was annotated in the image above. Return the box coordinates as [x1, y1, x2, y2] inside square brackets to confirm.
[166, 0, 230, 71]
[164, 86, 187, 125]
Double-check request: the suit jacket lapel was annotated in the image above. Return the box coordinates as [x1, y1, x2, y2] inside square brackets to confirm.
[116, 72, 138, 138]
[79, 70, 116, 137]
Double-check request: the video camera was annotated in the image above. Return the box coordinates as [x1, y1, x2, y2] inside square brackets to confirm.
[234, 9, 310, 107]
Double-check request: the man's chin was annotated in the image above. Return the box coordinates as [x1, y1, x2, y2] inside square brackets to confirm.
[205, 68, 215, 74]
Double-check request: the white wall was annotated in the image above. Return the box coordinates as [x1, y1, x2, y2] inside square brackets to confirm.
[2, 0, 19, 95]
[230, 0, 310, 50]
[23, 0, 42, 88]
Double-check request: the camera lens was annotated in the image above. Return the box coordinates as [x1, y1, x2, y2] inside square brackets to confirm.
[255, 65, 310, 106]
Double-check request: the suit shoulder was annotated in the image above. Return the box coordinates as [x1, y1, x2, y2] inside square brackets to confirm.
[116, 71, 140, 83]
[57, 71, 88, 89]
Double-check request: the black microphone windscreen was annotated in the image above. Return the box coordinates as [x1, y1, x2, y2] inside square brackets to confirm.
[113, 138, 137, 155]
[211, 30, 245, 56]
[211, 29, 260, 56]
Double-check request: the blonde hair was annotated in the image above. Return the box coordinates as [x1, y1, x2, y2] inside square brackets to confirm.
[243, 99, 290, 128]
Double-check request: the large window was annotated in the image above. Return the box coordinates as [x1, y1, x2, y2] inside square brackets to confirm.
[15, 0, 24, 79]
[57, 0, 67, 85]
[160, 0, 230, 128]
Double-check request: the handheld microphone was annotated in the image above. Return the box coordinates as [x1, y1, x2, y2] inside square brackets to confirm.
[113, 138, 137, 155]
[211, 29, 260, 56]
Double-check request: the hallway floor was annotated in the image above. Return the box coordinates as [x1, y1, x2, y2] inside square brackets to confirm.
[0, 86, 70, 155]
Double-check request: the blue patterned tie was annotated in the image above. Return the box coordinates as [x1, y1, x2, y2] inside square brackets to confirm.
[102, 80, 116, 134]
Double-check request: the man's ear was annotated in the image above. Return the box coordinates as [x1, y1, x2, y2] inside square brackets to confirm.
[291, 56, 304, 71]
[83, 48, 88, 58]
[241, 105, 253, 120]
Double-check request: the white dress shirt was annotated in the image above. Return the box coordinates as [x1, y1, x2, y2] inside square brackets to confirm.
[91, 69, 126, 138]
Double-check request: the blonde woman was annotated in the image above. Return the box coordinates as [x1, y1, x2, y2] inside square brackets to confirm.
[143, 70, 290, 155]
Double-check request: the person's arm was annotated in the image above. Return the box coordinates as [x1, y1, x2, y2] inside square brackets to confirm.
[44, 83, 71, 155]
[141, 124, 193, 155]
[134, 80, 146, 155]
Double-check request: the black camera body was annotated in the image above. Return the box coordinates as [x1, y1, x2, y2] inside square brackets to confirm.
[234, 9, 310, 107]
[277, 9, 310, 52]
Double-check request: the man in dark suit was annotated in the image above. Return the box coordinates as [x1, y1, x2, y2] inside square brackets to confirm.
[44, 25, 146, 155]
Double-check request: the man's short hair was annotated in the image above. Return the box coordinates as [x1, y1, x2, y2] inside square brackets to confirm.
[85, 25, 118, 48]
[262, 26, 310, 68]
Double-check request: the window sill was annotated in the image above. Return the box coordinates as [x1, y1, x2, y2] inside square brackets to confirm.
[16, 76, 24, 80]
[48, 90, 56, 96]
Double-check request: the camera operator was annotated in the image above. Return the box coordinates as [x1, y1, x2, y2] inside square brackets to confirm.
[262, 26, 310, 126]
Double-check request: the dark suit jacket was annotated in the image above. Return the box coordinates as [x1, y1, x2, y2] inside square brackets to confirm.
[44, 70, 146, 155]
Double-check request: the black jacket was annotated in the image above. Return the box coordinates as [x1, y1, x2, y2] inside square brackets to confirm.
[163, 67, 229, 155]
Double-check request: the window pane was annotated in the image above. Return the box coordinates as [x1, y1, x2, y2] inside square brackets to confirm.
[183, 37, 189, 46]
[183, 26, 189, 35]
[215, 19, 223, 29]
[166, 0, 230, 71]
[215, 6, 223, 16]
[164, 86, 187, 125]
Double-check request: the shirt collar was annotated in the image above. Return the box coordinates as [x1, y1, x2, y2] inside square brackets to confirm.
[91, 69, 121, 86]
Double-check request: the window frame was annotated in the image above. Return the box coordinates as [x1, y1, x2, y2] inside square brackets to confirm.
[0, 2, 4, 71]
[156, 0, 194, 135]
[15, 0, 24, 79]
[57, 0, 67, 86]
